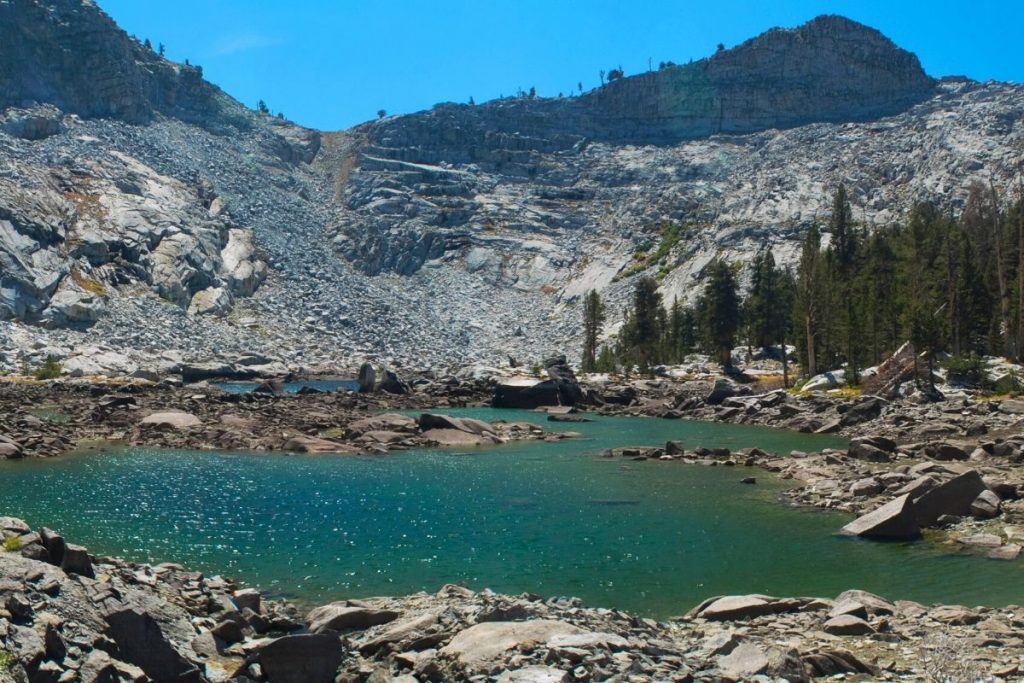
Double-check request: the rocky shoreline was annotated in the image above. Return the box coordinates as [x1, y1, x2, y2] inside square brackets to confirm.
[1, 371, 1023, 680]
[0, 514, 1021, 683]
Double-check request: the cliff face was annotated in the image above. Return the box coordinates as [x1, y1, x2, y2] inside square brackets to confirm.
[335, 15, 945, 279]
[0, 0, 243, 130]
[366, 15, 936, 160]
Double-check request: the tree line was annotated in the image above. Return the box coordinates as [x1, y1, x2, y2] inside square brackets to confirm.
[582, 182, 1024, 384]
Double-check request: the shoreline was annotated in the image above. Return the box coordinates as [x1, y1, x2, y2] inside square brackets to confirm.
[0, 375, 1022, 679]
[0, 515, 1019, 682]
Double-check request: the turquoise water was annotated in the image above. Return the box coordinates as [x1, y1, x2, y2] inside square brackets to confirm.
[213, 379, 359, 394]
[0, 410, 1019, 616]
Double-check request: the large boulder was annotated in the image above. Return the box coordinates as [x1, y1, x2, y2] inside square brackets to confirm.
[357, 363, 376, 393]
[306, 604, 399, 634]
[440, 620, 587, 669]
[378, 369, 410, 394]
[706, 378, 739, 405]
[257, 634, 341, 683]
[912, 469, 987, 526]
[839, 494, 920, 540]
[697, 595, 777, 621]
[493, 356, 583, 408]
[103, 608, 200, 683]
[140, 411, 202, 430]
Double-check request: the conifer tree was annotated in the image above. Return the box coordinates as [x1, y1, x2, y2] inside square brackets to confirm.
[698, 260, 741, 369]
[620, 276, 664, 374]
[581, 290, 605, 372]
[796, 225, 825, 377]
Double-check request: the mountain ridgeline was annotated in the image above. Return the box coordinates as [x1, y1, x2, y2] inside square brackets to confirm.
[0, 0, 1021, 371]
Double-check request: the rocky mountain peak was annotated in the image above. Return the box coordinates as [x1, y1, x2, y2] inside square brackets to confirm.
[0, 0, 246, 132]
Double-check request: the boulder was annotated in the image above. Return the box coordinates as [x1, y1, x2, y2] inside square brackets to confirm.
[493, 378, 563, 409]
[306, 604, 399, 634]
[913, 469, 987, 526]
[357, 363, 376, 393]
[969, 490, 1001, 518]
[60, 543, 93, 577]
[930, 443, 968, 461]
[140, 411, 202, 430]
[187, 286, 233, 317]
[850, 477, 883, 497]
[439, 620, 587, 668]
[822, 614, 874, 635]
[706, 378, 740, 405]
[378, 369, 410, 394]
[421, 429, 497, 447]
[495, 666, 570, 683]
[839, 397, 885, 426]
[232, 588, 261, 613]
[848, 438, 893, 462]
[839, 494, 920, 540]
[104, 607, 200, 682]
[697, 595, 777, 621]
[718, 642, 807, 680]
[257, 634, 342, 683]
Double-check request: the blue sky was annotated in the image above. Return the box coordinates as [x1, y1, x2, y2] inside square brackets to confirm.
[100, 1, 1024, 131]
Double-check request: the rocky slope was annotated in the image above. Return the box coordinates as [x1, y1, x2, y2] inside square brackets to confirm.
[1, 1, 1023, 371]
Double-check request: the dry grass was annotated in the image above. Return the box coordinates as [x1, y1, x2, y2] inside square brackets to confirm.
[70, 268, 107, 296]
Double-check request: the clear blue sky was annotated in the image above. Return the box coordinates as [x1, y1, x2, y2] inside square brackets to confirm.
[99, 1, 1024, 131]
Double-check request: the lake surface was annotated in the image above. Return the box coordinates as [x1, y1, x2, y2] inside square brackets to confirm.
[0, 409, 1019, 617]
[212, 379, 359, 394]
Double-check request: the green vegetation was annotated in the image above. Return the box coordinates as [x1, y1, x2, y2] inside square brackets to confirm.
[943, 354, 987, 386]
[3, 536, 22, 552]
[581, 290, 606, 373]
[33, 356, 62, 381]
[586, 180, 1024, 385]
[614, 222, 688, 282]
[0, 649, 15, 670]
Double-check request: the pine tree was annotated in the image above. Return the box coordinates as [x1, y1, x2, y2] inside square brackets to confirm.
[581, 290, 605, 372]
[746, 247, 783, 351]
[620, 276, 664, 374]
[796, 225, 825, 377]
[698, 260, 741, 369]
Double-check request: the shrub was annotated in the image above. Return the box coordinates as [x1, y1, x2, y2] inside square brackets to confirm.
[943, 354, 987, 386]
[33, 356, 62, 380]
[0, 649, 15, 670]
[2, 536, 22, 552]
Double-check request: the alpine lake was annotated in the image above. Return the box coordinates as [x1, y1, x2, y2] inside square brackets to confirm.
[0, 408, 1019, 618]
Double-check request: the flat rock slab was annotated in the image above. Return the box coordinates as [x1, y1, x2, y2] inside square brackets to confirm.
[698, 595, 777, 621]
[440, 620, 587, 668]
[839, 494, 920, 540]
[281, 436, 359, 454]
[823, 614, 874, 635]
[496, 666, 570, 683]
[421, 428, 497, 447]
[140, 411, 201, 429]
[306, 604, 399, 634]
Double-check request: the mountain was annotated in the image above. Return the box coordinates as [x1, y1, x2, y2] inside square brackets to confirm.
[0, 0, 1022, 373]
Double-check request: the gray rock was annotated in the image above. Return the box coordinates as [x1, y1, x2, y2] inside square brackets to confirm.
[913, 469, 987, 526]
[839, 494, 920, 540]
[969, 489, 1001, 518]
[823, 614, 874, 635]
[306, 604, 399, 634]
[59, 543, 93, 578]
[257, 634, 342, 683]
[103, 607, 200, 682]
